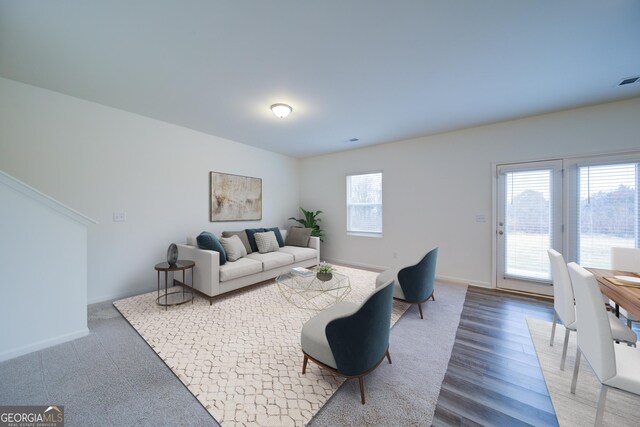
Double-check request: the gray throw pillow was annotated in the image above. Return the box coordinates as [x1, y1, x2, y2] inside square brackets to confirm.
[286, 227, 312, 247]
[255, 231, 280, 254]
[219, 235, 248, 262]
[221, 230, 253, 254]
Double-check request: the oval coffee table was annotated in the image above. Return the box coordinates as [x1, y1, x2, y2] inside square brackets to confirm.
[276, 271, 351, 311]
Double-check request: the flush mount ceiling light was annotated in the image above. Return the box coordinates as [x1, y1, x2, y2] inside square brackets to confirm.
[270, 103, 292, 119]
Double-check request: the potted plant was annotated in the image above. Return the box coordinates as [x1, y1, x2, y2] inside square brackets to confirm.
[316, 262, 334, 281]
[288, 207, 325, 242]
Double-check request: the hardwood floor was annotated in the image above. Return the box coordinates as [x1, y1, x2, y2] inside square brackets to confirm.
[432, 287, 559, 426]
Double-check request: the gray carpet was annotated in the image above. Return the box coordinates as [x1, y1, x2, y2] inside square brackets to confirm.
[0, 281, 467, 426]
[309, 281, 468, 426]
[0, 302, 218, 427]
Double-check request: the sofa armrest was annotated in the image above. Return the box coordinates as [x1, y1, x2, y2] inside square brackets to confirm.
[308, 236, 320, 264]
[176, 244, 220, 297]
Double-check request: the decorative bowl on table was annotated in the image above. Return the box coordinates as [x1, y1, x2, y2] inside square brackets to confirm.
[316, 262, 334, 282]
[316, 272, 333, 282]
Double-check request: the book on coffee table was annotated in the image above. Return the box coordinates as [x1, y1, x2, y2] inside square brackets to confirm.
[291, 267, 314, 277]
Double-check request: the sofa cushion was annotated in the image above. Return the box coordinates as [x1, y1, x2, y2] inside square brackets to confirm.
[279, 246, 317, 262]
[245, 228, 267, 252]
[246, 251, 294, 270]
[265, 227, 285, 247]
[221, 230, 253, 254]
[220, 235, 247, 262]
[197, 232, 226, 265]
[255, 231, 280, 254]
[286, 227, 312, 247]
[186, 236, 198, 247]
[219, 258, 263, 282]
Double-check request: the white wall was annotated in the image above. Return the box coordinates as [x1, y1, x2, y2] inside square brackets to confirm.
[0, 78, 300, 303]
[0, 172, 93, 362]
[299, 97, 640, 287]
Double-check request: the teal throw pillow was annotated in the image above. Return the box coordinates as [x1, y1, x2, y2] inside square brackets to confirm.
[197, 232, 226, 265]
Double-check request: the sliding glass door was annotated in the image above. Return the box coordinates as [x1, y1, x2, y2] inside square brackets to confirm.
[495, 154, 640, 296]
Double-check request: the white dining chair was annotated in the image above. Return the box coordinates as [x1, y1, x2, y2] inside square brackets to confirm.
[611, 247, 640, 328]
[548, 250, 636, 371]
[567, 263, 640, 426]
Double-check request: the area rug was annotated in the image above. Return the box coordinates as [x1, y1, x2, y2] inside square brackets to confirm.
[114, 266, 411, 426]
[309, 280, 467, 427]
[527, 318, 640, 426]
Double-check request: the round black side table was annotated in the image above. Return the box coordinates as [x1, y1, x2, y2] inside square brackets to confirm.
[154, 260, 195, 310]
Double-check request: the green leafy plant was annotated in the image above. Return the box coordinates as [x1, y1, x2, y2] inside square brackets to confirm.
[288, 207, 325, 242]
[317, 262, 333, 274]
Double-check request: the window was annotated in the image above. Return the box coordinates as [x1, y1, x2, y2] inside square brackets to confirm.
[346, 172, 382, 235]
[576, 162, 639, 268]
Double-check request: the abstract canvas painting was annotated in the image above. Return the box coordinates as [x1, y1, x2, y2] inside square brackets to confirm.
[210, 172, 262, 221]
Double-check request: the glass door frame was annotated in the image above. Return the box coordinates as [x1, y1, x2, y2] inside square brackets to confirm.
[564, 152, 640, 267]
[494, 159, 563, 296]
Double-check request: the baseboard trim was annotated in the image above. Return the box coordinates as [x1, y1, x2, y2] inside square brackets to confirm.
[88, 285, 156, 305]
[322, 260, 494, 289]
[496, 287, 554, 300]
[323, 257, 388, 272]
[0, 328, 90, 363]
[436, 274, 492, 289]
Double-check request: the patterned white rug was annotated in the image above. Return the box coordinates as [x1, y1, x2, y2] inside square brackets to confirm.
[527, 318, 640, 426]
[114, 266, 410, 426]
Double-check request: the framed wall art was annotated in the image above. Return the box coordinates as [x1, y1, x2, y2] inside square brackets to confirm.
[209, 172, 262, 221]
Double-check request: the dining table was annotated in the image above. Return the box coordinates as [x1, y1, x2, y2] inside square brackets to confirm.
[586, 267, 640, 320]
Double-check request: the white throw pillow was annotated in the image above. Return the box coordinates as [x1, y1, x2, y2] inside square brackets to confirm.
[186, 236, 198, 247]
[220, 235, 247, 261]
[255, 231, 280, 254]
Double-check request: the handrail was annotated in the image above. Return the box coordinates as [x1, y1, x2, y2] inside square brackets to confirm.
[0, 170, 97, 226]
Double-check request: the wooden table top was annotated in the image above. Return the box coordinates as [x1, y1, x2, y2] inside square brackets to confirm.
[586, 267, 640, 320]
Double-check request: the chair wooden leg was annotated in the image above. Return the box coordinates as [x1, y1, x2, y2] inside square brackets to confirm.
[302, 354, 308, 375]
[386, 350, 392, 364]
[549, 311, 557, 346]
[358, 377, 365, 404]
[571, 348, 581, 394]
[560, 328, 570, 371]
[595, 385, 608, 426]
[417, 303, 424, 319]
[430, 294, 435, 301]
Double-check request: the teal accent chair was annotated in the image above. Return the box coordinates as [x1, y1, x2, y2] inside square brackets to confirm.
[300, 280, 394, 404]
[375, 247, 438, 319]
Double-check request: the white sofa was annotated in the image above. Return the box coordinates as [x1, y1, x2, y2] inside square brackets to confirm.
[176, 229, 320, 303]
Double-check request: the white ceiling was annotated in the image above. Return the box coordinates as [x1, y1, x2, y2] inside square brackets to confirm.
[1, 1, 639, 158]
